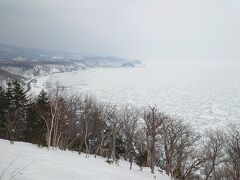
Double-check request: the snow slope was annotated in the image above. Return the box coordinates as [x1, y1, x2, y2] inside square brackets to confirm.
[0, 139, 170, 180]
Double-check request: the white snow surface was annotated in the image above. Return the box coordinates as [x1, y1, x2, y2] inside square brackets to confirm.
[31, 60, 240, 131]
[0, 139, 170, 180]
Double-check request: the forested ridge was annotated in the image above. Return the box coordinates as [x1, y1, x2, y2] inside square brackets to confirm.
[0, 81, 239, 180]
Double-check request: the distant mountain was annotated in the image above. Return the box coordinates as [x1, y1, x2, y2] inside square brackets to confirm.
[0, 43, 70, 61]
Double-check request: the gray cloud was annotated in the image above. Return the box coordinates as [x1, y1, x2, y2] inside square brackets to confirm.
[0, 0, 239, 61]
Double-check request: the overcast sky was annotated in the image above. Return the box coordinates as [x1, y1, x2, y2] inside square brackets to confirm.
[0, 0, 239, 61]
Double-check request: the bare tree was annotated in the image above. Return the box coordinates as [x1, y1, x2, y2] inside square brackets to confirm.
[135, 126, 148, 171]
[202, 130, 224, 180]
[142, 106, 165, 174]
[57, 95, 80, 150]
[223, 128, 240, 180]
[78, 96, 95, 157]
[104, 105, 121, 161]
[90, 104, 105, 158]
[37, 85, 65, 150]
[120, 106, 139, 170]
[160, 117, 202, 179]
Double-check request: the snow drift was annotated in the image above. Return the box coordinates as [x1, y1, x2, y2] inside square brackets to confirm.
[0, 139, 170, 180]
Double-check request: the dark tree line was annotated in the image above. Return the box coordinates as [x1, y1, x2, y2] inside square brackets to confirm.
[0, 81, 240, 180]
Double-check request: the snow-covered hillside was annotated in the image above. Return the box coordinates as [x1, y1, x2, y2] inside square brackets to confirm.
[0, 139, 170, 180]
[1, 63, 86, 79]
[0, 63, 87, 89]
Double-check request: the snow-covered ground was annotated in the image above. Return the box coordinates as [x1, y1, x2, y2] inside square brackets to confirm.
[31, 60, 240, 131]
[0, 139, 170, 180]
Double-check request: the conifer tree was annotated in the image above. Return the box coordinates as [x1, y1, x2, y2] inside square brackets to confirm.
[34, 89, 49, 145]
[5, 81, 28, 143]
[0, 86, 7, 138]
[25, 100, 37, 142]
[115, 134, 126, 160]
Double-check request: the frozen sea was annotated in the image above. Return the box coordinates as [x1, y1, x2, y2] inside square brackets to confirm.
[32, 60, 240, 131]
